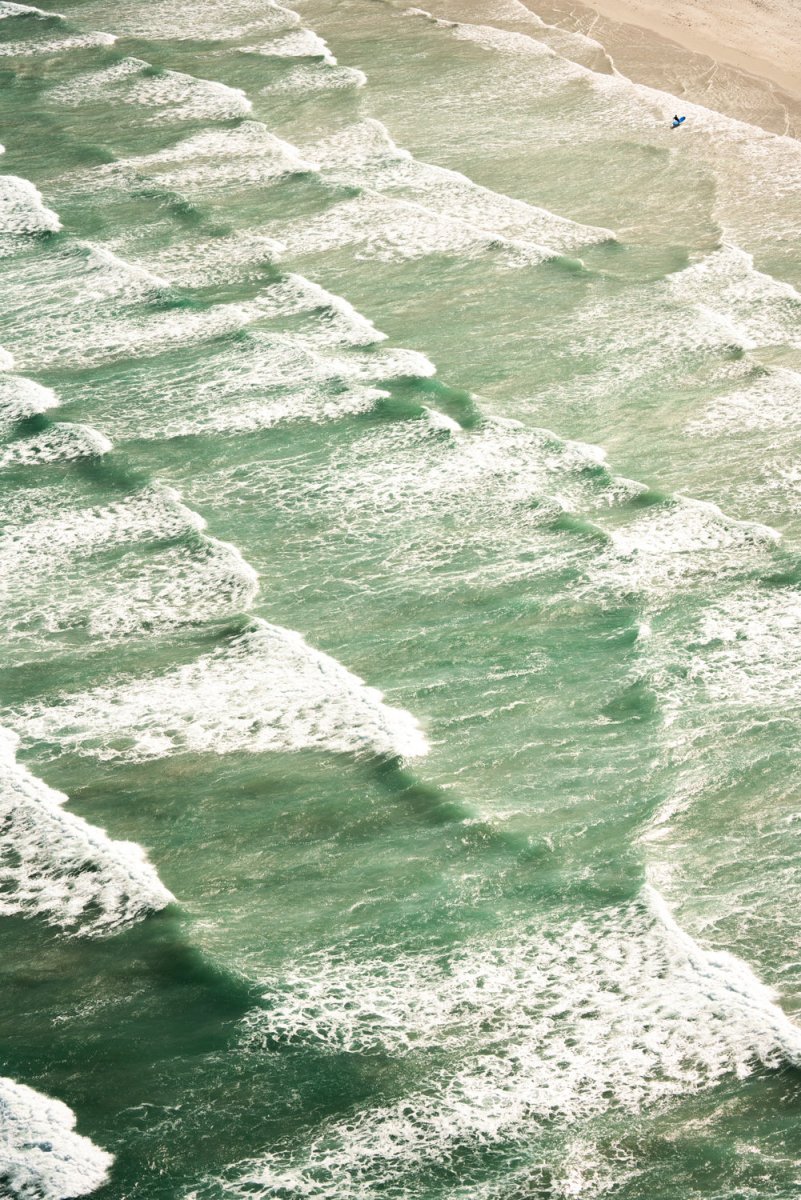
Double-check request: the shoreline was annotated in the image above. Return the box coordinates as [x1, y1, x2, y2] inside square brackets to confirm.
[572, 0, 801, 109]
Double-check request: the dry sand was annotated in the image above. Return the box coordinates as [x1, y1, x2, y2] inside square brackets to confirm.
[578, 0, 801, 104]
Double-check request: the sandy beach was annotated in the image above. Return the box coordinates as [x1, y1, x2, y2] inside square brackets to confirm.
[577, 0, 801, 105]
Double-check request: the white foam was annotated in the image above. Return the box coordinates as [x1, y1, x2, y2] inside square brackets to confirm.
[595, 496, 780, 596]
[0, 29, 116, 55]
[0, 175, 61, 234]
[48, 57, 252, 123]
[0, 727, 173, 936]
[0, 2, 63, 17]
[0, 374, 59, 435]
[40, 301, 258, 370]
[308, 120, 613, 255]
[242, 28, 336, 65]
[260, 63, 366, 93]
[667, 244, 801, 351]
[117, 228, 285, 289]
[62, 0, 298, 41]
[2, 535, 258, 646]
[97, 120, 315, 196]
[0, 486, 259, 643]
[0, 1074, 113, 1199]
[162, 384, 385, 439]
[254, 413, 630, 547]
[190, 413, 641, 606]
[419, 13, 585, 92]
[0, 422, 112, 468]
[676, 585, 801, 707]
[405, 0, 544, 22]
[215, 888, 801, 1200]
[422, 405, 461, 433]
[686, 366, 801, 436]
[55, 314, 430, 441]
[0, 238, 261, 367]
[0, 485, 206, 568]
[273, 188, 554, 267]
[554, 244, 801, 417]
[10, 619, 429, 762]
[256, 274, 387, 346]
[0, 240, 169, 323]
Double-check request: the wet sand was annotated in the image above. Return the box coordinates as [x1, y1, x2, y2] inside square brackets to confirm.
[520, 0, 801, 137]
[578, 0, 801, 105]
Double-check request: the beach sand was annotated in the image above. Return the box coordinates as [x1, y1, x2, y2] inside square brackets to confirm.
[522, 0, 801, 136]
[577, 0, 801, 103]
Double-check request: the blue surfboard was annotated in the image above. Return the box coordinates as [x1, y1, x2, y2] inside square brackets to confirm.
[671, 116, 686, 128]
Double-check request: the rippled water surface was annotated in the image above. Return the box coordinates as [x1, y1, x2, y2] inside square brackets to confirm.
[3, 1, 801, 1197]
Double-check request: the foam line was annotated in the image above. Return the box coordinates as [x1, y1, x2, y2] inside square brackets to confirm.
[0, 422, 112, 468]
[207, 888, 801, 1200]
[0, 175, 61, 234]
[407, 11, 587, 89]
[40, 310, 432, 441]
[47, 57, 253, 123]
[0, 30, 116, 56]
[548, 241, 801, 421]
[0, 727, 173, 936]
[0, 1074, 113, 1199]
[273, 189, 556, 266]
[55, 0, 299, 41]
[588, 495, 781, 599]
[142, 381, 384, 440]
[115, 228, 285, 289]
[9, 620, 429, 762]
[0, 2, 64, 17]
[0, 486, 259, 643]
[94, 121, 316, 196]
[666, 243, 801, 350]
[685, 366, 801, 436]
[307, 119, 614, 254]
[0, 373, 59, 435]
[257, 274, 387, 346]
[260, 63, 367, 93]
[228, 411, 637, 559]
[241, 28, 337, 65]
[651, 582, 801, 713]
[0, 237, 263, 366]
[432, 7, 618, 81]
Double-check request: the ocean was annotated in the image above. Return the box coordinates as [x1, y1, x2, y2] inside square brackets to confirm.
[2, 0, 801, 1196]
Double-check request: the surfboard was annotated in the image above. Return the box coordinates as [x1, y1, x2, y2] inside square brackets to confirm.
[671, 116, 686, 128]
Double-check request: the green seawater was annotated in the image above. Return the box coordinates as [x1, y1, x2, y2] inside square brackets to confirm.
[3, 1, 801, 1197]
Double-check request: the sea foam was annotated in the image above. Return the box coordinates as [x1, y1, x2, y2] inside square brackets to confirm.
[202, 888, 801, 1200]
[0, 727, 173, 936]
[47, 57, 252, 123]
[9, 620, 429, 762]
[307, 119, 614, 256]
[0, 175, 61, 234]
[0, 1075, 113, 1199]
[0, 485, 258, 647]
[0, 373, 59, 435]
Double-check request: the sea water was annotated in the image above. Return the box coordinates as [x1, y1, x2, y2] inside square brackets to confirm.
[2, 0, 801, 1196]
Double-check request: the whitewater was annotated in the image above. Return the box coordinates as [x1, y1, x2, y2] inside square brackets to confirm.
[2, 0, 801, 1197]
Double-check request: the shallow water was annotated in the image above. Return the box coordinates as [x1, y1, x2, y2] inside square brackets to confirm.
[3, 1, 801, 1197]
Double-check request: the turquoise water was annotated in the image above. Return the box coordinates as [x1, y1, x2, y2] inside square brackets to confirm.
[3, 0, 801, 1196]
